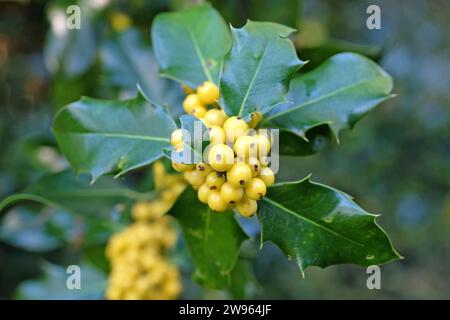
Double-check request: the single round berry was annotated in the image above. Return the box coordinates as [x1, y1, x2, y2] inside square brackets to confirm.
[205, 171, 226, 190]
[197, 81, 220, 105]
[259, 167, 275, 187]
[170, 129, 183, 148]
[195, 162, 213, 176]
[208, 190, 228, 212]
[183, 93, 203, 114]
[220, 182, 244, 204]
[203, 109, 228, 127]
[259, 156, 270, 167]
[172, 162, 195, 172]
[191, 105, 207, 118]
[197, 184, 210, 204]
[234, 135, 257, 159]
[247, 157, 261, 176]
[208, 144, 234, 171]
[245, 177, 267, 200]
[183, 169, 206, 186]
[236, 196, 258, 217]
[254, 134, 271, 157]
[208, 126, 226, 145]
[223, 116, 249, 143]
[226, 163, 253, 187]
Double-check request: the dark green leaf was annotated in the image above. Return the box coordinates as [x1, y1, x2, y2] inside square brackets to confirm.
[152, 4, 232, 87]
[258, 177, 401, 275]
[262, 53, 394, 139]
[52, 91, 176, 181]
[0, 170, 153, 216]
[169, 187, 248, 289]
[219, 21, 304, 120]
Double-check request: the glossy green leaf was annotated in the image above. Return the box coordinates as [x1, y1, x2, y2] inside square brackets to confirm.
[0, 170, 152, 216]
[169, 187, 248, 289]
[52, 91, 176, 182]
[152, 4, 232, 87]
[219, 21, 304, 120]
[258, 177, 401, 275]
[262, 53, 394, 140]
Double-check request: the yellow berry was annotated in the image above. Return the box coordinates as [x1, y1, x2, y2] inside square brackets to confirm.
[172, 161, 195, 172]
[226, 163, 252, 187]
[208, 125, 226, 145]
[197, 183, 210, 204]
[191, 105, 207, 118]
[259, 156, 270, 167]
[236, 196, 258, 217]
[203, 108, 228, 127]
[207, 144, 234, 171]
[197, 81, 220, 105]
[245, 177, 267, 200]
[254, 134, 271, 157]
[234, 135, 257, 159]
[220, 182, 244, 204]
[247, 157, 261, 176]
[247, 111, 262, 128]
[208, 190, 228, 212]
[183, 169, 205, 186]
[170, 129, 183, 150]
[110, 12, 131, 32]
[131, 202, 152, 220]
[259, 167, 275, 187]
[153, 161, 166, 189]
[223, 116, 248, 143]
[205, 171, 226, 190]
[195, 162, 213, 176]
[199, 117, 210, 128]
[183, 94, 203, 114]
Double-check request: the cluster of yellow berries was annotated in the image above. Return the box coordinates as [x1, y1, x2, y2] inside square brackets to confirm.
[170, 81, 275, 217]
[105, 162, 184, 300]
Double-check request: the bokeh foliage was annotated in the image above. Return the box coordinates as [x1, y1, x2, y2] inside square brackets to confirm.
[0, 0, 449, 299]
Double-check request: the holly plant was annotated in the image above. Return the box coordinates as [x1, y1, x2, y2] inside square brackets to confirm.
[49, 4, 399, 289]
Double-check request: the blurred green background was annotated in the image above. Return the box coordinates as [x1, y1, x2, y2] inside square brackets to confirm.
[0, 0, 449, 299]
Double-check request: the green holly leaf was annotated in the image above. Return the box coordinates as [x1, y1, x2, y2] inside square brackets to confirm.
[169, 187, 248, 289]
[219, 21, 304, 121]
[258, 177, 401, 275]
[0, 170, 152, 216]
[52, 91, 176, 182]
[152, 4, 232, 87]
[262, 53, 394, 141]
